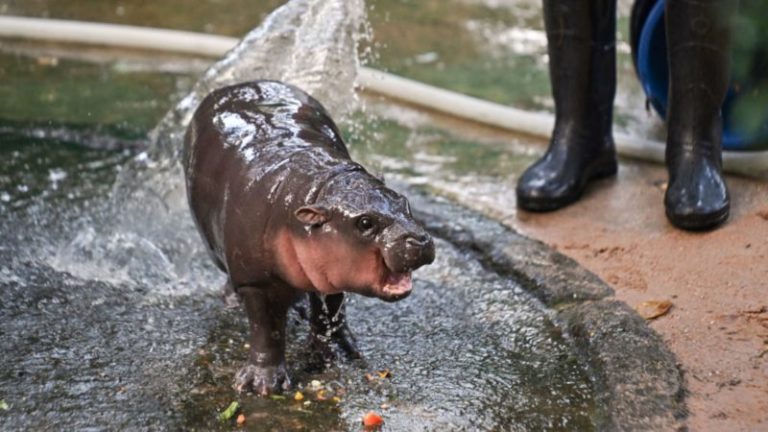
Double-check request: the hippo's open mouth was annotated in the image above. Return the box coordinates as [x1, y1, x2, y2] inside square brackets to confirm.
[380, 270, 413, 301]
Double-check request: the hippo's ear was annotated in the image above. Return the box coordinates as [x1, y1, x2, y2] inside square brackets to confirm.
[295, 205, 330, 227]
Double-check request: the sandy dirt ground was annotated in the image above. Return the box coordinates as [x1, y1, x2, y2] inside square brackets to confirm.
[511, 161, 768, 431]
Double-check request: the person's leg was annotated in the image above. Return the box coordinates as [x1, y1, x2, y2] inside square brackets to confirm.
[664, 0, 737, 230]
[516, 0, 617, 211]
[589, 0, 617, 162]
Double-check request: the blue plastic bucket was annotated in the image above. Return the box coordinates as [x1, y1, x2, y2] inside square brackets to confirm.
[635, 0, 768, 150]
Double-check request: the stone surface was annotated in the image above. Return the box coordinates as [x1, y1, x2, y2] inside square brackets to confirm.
[399, 181, 687, 431]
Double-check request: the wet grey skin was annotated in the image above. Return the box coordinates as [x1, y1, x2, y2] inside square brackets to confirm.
[182, 80, 435, 395]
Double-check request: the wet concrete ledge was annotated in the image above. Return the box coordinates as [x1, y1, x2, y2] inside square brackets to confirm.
[400, 183, 687, 431]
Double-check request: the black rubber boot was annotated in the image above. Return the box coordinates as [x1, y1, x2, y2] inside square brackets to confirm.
[664, 0, 736, 230]
[516, 0, 618, 211]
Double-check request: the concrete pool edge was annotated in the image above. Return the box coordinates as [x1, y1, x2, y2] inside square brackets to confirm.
[400, 183, 687, 430]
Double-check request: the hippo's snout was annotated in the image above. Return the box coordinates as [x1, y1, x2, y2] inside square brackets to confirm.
[405, 233, 435, 268]
[384, 230, 435, 274]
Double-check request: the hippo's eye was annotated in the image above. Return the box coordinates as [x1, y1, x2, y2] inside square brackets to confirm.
[356, 216, 376, 233]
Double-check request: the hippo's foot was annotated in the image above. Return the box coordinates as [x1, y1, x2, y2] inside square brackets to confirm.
[233, 363, 291, 395]
[308, 293, 361, 363]
[329, 324, 362, 361]
[220, 281, 240, 309]
[307, 323, 362, 371]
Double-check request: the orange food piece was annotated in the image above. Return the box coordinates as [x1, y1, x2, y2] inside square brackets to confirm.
[316, 389, 328, 401]
[377, 370, 391, 379]
[362, 411, 384, 428]
[236, 414, 246, 426]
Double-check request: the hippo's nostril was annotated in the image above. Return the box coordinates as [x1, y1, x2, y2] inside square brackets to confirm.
[406, 237, 425, 248]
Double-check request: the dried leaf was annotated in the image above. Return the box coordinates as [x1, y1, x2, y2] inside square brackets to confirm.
[636, 300, 673, 320]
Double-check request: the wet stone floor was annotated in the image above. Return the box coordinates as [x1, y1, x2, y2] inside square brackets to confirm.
[0, 176, 598, 430]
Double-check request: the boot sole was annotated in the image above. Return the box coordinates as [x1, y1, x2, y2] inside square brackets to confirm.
[666, 205, 730, 231]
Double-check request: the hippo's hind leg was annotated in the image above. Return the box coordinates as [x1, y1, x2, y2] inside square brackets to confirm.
[308, 293, 361, 367]
[211, 256, 239, 309]
[234, 285, 296, 395]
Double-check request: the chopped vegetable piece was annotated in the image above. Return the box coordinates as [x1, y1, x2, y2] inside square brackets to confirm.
[269, 395, 287, 401]
[362, 411, 384, 428]
[316, 389, 328, 401]
[364, 373, 375, 382]
[218, 401, 240, 422]
[294, 391, 304, 401]
[0, 400, 8, 411]
[236, 414, 246, 426]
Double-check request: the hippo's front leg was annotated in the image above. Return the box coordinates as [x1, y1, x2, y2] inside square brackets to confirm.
[234, 286, 295, 395]
[309, 293, 361, 365]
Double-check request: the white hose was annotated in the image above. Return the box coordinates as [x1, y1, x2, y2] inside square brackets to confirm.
[0, 16, 235, 56]
[0, 15, 766, 178]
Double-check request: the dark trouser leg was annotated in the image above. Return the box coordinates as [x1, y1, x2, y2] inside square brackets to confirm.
[233, 286, 295, 395]
[589, 0, 617, 152]
[664, 0, 737, 230]
[308, 293, 361, 366]
[516, 0, 617, 211]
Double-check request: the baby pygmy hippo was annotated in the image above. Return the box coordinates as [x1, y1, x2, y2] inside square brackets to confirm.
[183, 80, 435, 395]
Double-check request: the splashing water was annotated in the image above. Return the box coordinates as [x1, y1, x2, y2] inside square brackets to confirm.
[151, 0, 368, 162]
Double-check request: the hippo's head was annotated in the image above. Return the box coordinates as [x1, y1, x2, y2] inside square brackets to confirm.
[291, 173, 435, 302]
